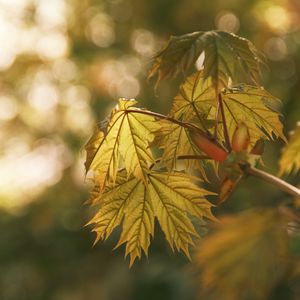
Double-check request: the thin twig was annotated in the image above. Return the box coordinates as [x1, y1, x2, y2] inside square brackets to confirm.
[241, 164, 300, 198]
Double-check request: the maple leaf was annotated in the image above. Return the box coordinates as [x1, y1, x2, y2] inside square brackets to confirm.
[84, 125, 104, 172]
[172, 72, 286, 145]
[279, 122, 300, 175]
[170, 71, 215, 124]
[149, 30, 264, 90]
[89, 170, 154, 267]
[155, 120, 209, 179]
[88, 170, 215, 266]
[85, 99, 160, 190]
[197, 209, 288, 300]
[148, 172, 216, 257]
[220, 85, 286, 143]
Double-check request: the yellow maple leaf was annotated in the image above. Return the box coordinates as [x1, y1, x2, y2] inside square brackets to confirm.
[220, 85, 286, 144]
[148, 172, 216, 258]
[279, 122, 300, 175]
[173, 72, 286, 145]
[85, 99, 160, 190]
[88, 170, 215, 266]
[197, 209, 288, 300]
[155, 120, 209, 179]
[84, 125, 104, 173]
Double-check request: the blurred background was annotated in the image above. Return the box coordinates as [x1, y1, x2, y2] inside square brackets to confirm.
[0, 0, 300, 299]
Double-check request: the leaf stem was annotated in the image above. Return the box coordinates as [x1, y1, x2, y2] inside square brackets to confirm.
[191, 102, 212, 137]
[218, 93, 232, 151]
[125, 108, 224, 149]
[241, 164, 300, 198]
[214, 96, 220, 139]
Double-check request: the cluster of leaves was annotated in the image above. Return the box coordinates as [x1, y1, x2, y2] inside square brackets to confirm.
[85, 99, 215, 266]
[84, 30, 300, 298]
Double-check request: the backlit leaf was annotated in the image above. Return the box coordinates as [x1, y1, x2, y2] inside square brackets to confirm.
[118, 108, 160, 181]
[279, 122, 300, 175]
[88, 170, 215, 266]
[221, 85, 286, 143]
[197, 209, 288, 300]
[156, 120, 208, 176]
[84, 125, 105, 172]
[149, 30, 263, 90]
[85, 99, 160, 190]
[148, 172, 216, 257]
[170, 71, 215, 124]
[173, 72, 286, 145]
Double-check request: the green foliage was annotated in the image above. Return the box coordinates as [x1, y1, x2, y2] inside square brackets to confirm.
[148, 30, 264, 90]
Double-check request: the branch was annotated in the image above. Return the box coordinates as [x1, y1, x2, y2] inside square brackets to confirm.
[241, 164, 300, 198]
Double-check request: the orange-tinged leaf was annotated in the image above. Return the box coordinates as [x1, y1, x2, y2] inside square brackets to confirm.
[189, 129, 228, 162]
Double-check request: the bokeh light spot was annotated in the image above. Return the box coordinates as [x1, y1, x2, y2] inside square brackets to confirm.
[216, 11, 240, 33]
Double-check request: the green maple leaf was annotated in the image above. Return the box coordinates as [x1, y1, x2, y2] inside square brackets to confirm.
[149, 30, 264, 90]
[88, 170, 215, 266]
[279, 122, 300, 175]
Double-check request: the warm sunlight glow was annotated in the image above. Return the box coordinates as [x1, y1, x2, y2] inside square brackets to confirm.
[0, 139, 70, 209]
[264, 5, 290, 33]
